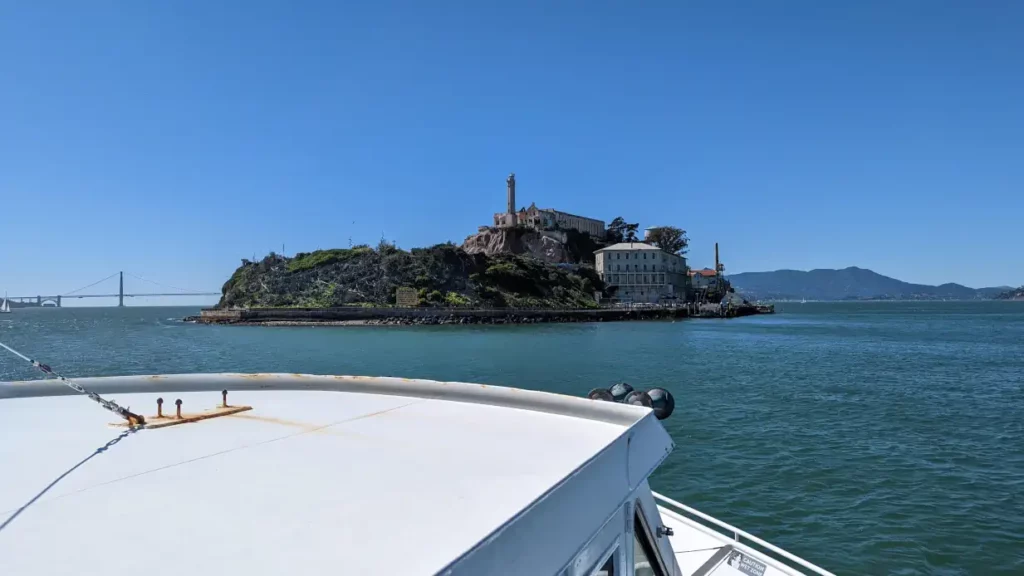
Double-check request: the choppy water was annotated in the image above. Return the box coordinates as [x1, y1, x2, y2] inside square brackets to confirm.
[2, 303, 1022, 575]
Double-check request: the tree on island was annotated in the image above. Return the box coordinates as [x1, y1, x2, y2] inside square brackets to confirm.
[644, 226, 689, 255]
[607, 217, 640, 243]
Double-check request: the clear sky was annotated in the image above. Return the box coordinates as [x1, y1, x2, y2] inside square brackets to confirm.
[2, 1, 1022, 306]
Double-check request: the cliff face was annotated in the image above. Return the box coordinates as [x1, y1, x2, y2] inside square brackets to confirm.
[462, 227, 571, 264]
[218, 243, 605, 309]
[462, 226, 606, 265]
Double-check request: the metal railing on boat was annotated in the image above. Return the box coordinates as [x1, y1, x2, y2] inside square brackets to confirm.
[652, 492, 836, 576]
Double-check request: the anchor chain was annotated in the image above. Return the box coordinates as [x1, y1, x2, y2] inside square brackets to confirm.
[0, 341, 145, 426]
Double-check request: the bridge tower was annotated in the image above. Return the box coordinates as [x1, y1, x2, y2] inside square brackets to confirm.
[56, 295, 61, 307]
[119, 271, 124, 307]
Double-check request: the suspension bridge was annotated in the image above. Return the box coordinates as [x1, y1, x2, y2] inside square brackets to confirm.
[6, 271, 219, 307]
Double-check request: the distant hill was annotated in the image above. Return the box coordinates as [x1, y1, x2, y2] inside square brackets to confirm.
[994, 286, 1024, 300]
[728, 267, 1009, 301]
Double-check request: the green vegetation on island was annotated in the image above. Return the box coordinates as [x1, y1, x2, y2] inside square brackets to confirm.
[217, 213, 700, 311]
[219, 241, 605, 310]
[643, 226, 689, 255]
[604, 218, 690, 255]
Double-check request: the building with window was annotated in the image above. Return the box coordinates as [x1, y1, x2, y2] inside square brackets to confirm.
[688, 268, 721, 290]
[496, 203, 605, 238]
[492, 174, 606, 238]
[541, 206, 605, 238]
[594, 242, 689, 303]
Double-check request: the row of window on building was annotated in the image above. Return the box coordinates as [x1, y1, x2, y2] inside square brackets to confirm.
[608, 264, 674, 272]
[613, 252, 664, 260]
[605, 274, 666, 285]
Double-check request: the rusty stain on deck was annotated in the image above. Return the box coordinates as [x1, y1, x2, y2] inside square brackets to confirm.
[225, 401, 420, 436]
[228, 412, 330, 434]
[111, 405, 253, 430]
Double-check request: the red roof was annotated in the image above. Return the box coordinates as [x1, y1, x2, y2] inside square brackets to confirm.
[689, 268, 718, 277]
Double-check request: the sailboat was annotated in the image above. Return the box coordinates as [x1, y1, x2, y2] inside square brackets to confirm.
[0, 292, 10, 314]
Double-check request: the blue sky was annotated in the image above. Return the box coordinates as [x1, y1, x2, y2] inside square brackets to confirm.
[2, 1, 1021, 305]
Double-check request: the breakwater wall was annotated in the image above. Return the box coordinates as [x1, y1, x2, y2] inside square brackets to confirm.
[194, 306, 690, 326]
[694, 302, 774, 319]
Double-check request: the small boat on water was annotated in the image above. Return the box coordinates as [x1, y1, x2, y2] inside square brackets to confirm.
[0, 293, 10, 314]
[0, 371, 836, 576]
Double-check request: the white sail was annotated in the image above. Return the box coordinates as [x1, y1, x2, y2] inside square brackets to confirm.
[1, 292, 10, 313]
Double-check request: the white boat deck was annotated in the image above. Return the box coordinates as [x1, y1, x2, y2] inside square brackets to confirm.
[656, 495, 834, 576]
[1, 373, 835, 576]
[0, 387, 627, 575]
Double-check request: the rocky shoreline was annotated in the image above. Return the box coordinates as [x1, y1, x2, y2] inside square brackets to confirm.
[184, 315, 620, 326]
[184, 306, 693, 326]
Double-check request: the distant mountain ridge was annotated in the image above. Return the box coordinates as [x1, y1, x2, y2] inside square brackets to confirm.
[994, 286, 1024, 300]
[728, 267, 1009, 301]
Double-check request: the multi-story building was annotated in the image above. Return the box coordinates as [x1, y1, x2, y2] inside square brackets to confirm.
[594, 243, 689, 303]
[495, 203, 605, 238]
[492, 174, 605, 237]
[688, 268, 721, 290]
[524, 204, 604, 237]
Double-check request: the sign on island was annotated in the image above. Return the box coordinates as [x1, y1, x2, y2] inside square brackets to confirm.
[395, 287, 419, 307]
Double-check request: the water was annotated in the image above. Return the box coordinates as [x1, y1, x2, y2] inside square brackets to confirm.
[2, 303, 1022, 575]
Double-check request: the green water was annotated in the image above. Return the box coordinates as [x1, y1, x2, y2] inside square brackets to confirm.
[2, 303, 1022, 575]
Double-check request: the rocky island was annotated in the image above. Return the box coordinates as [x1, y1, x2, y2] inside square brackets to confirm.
[193, 172, 755, 326]
[219, 242, 602, 310]
[194, 241, 695, 326]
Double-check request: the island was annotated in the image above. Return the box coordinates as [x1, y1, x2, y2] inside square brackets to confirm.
[192, 243, 702, 325]
[191, 173, 768, 326]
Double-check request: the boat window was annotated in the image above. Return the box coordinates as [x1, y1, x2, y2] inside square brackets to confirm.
[633, 509, 666, 576]
[593, 552, 616, 576]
